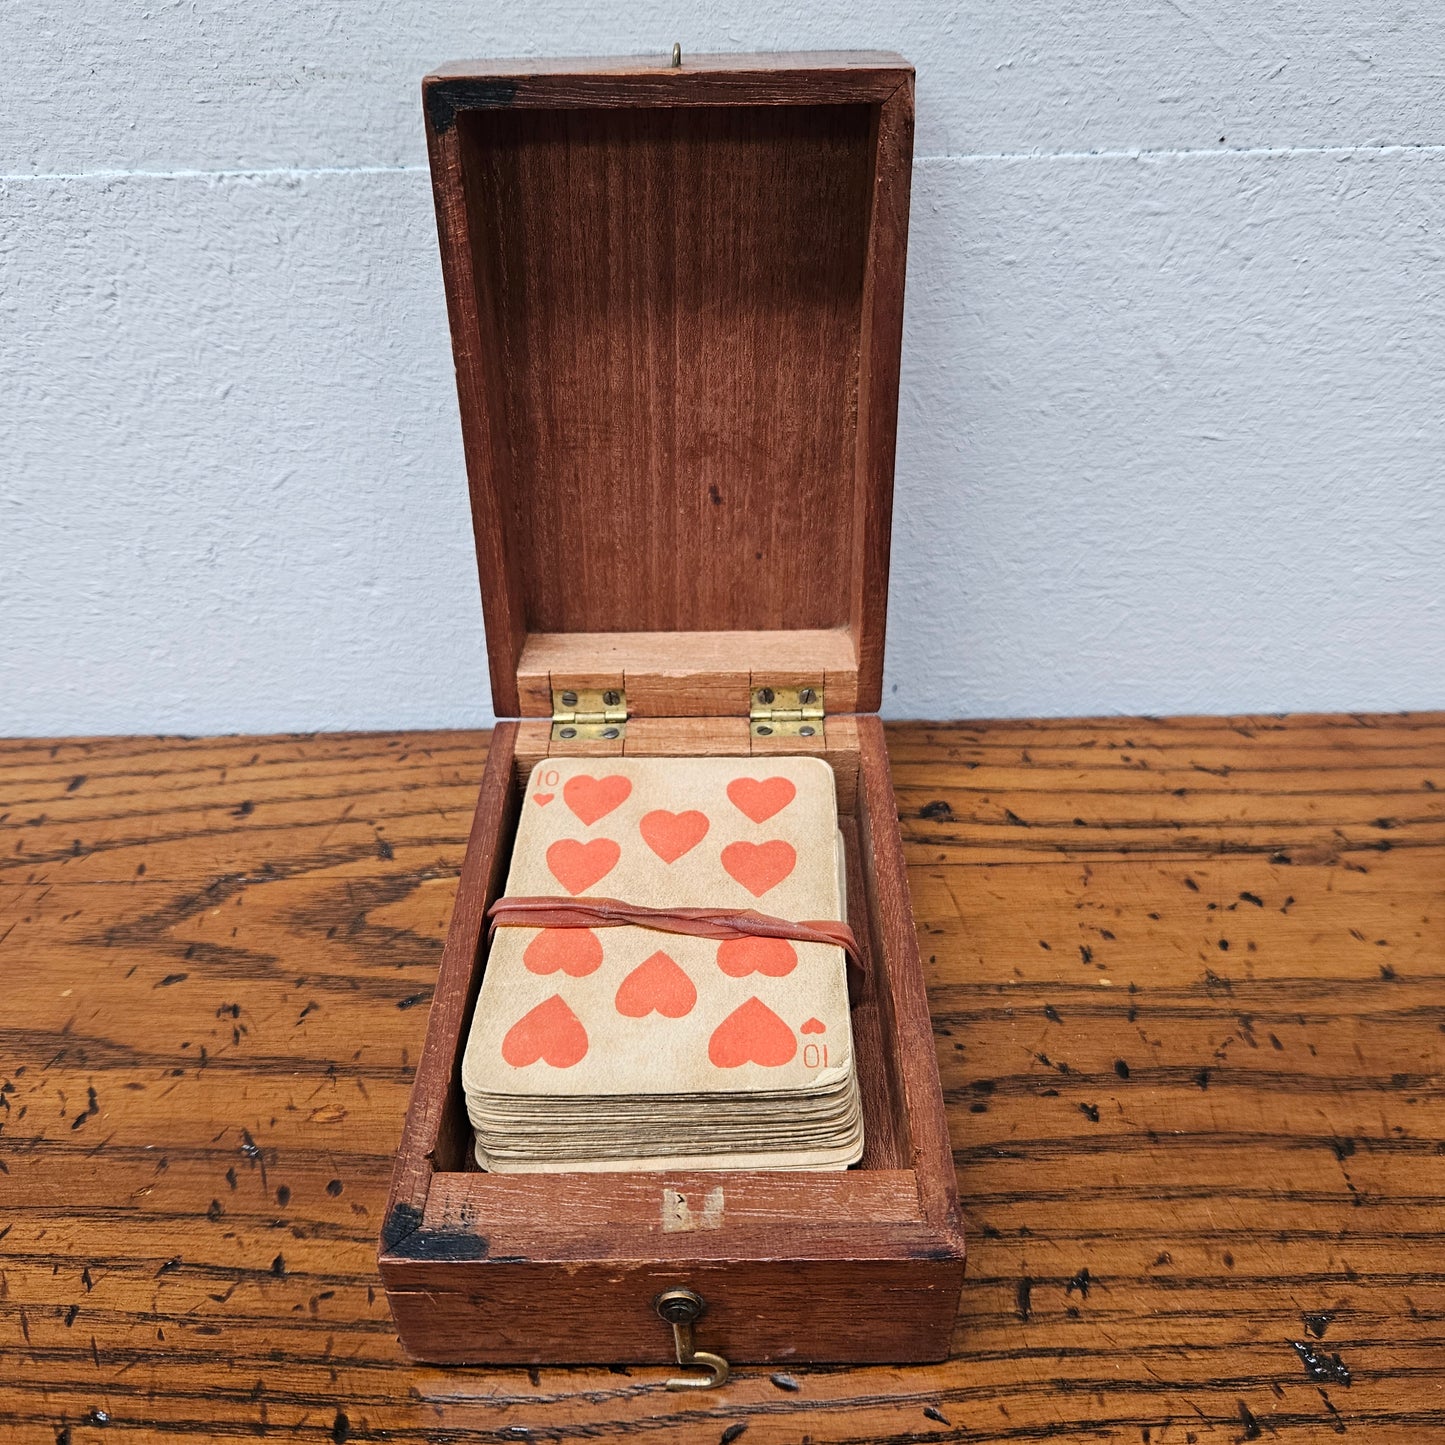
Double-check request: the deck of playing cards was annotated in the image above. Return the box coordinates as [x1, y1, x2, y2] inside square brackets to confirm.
[460, 756, 862, 1171]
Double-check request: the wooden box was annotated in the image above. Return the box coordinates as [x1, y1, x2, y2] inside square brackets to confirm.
[379, 51, 966, 1367]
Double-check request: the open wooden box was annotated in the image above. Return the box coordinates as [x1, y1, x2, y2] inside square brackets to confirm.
[379, 51, 966, 1366]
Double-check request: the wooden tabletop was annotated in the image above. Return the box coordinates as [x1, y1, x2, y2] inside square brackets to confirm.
[3, 715, 1442, 1442]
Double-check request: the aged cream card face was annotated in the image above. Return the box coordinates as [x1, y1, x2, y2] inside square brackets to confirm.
[460, 756, 862, 1172]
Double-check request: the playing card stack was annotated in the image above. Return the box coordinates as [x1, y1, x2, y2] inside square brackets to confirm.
[461, 756, 862, 1171]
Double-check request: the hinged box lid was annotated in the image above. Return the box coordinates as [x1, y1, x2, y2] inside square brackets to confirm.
[423, 52, 914, 719]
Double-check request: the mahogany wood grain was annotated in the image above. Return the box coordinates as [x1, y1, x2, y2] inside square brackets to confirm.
[424, 57, 910, 717]
[4, 715, 1444, 1439]
[848, 81, 913, 712]
[514, 629, 858, 719]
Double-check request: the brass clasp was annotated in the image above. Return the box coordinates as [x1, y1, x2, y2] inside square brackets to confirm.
[654, 1287, 729, 1390]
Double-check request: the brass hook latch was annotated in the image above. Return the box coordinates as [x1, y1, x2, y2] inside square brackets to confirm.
[654, 1287, 730, 1390]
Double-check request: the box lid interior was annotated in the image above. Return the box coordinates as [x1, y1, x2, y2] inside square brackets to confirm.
[424, 53, 914, 717]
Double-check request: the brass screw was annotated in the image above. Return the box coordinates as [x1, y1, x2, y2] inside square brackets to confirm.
[654, 1287, 704, 1325]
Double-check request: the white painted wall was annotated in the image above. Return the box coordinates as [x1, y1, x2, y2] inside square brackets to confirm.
[3, 4, 1443, 734]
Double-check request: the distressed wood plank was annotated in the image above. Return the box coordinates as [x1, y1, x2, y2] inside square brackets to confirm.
[2, 714, 1443, 1440]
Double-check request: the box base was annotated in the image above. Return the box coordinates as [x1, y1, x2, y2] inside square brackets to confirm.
[379, 715, 964, 1365]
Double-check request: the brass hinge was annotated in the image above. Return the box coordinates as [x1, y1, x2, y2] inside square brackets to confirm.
[749, 685, 824, 738]
[551, 686, 627, 742]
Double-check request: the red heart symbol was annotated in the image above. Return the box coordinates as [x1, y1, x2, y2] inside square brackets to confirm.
[800, 1017, 826, 1035]
[501, 994, 588, 1069]
[614, 950, 697, 1019]
[721, 840, 796, 897]
[534, 792, 554, 807]
[523, 928, 603, 977]
[546, 837, 620, 895]
[727, 776, 797, 824]
[708, 996, 798, 1068]
[563, 774, 632, 826]
[716, 936, 797, 978]
[640, 808, 710, 863]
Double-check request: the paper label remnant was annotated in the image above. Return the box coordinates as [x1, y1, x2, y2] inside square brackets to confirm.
[661, 1186, 725, 1232]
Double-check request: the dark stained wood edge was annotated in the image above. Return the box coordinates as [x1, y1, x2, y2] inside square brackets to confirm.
[849, 79, 914, 713]
[858, 714, 966, 1253]
[424, 56, 911, 135]
[380, 722, 518, 1259]
[423, 113, 527, 717]
[428, 51, 910, 79]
